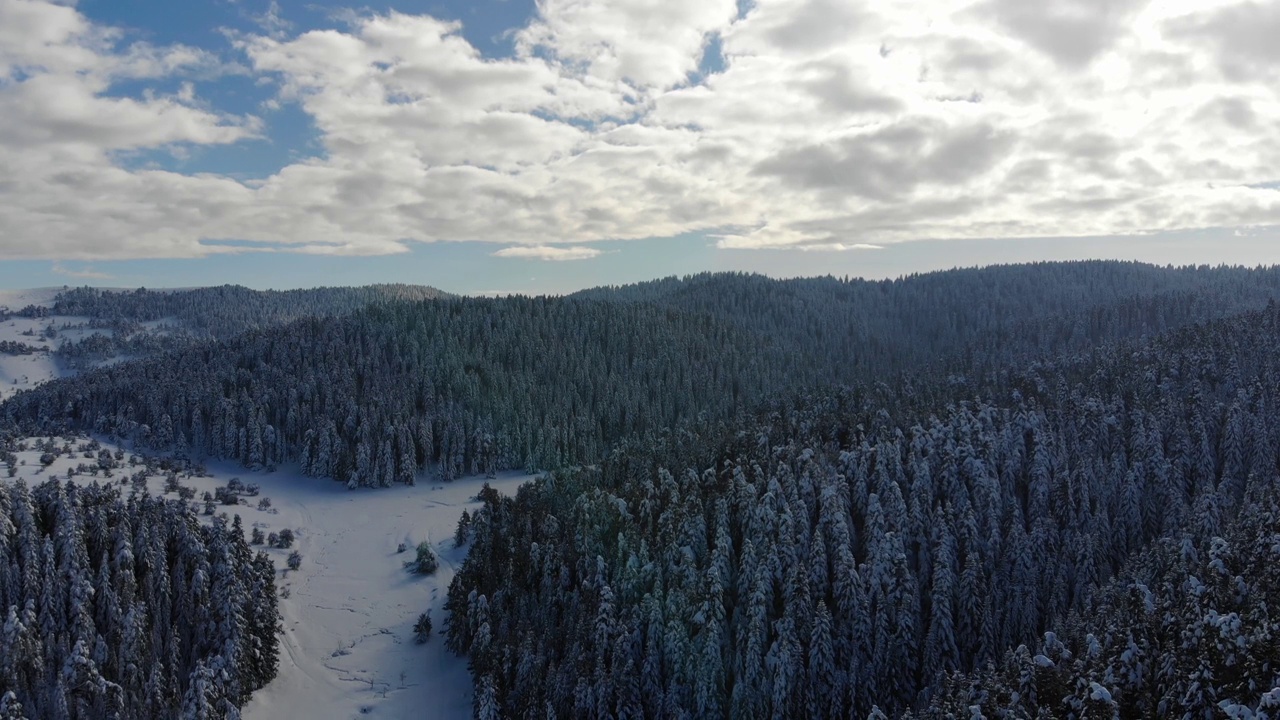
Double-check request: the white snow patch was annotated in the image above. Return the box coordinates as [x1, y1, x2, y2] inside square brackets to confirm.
[3, 435, 534, 720]
[0, 317, 72, 400]
[0, 313, 122, 400]
[0, 288, 65, 309]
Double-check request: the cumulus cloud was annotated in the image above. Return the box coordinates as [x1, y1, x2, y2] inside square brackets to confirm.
[0, 0, 1278, 260]
[492, 245, 602, 261]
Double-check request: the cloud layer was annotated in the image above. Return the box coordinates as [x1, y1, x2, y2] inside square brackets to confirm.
[1, 0, 1279, 260]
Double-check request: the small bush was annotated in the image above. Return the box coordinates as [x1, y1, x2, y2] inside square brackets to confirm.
[287, 551, 302, 570]
[215, 486, 239, 505]
[276, 528, 295, 549]
[251, 528, 265, 545]
[257, 498, 272, 511]
[413, 612, 433, 644]
[407, 542, 438, 575]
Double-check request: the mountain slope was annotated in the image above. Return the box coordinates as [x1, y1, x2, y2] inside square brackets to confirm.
[575, 261, 1280, 383]
[447, 300, 1280, 718]
[7, 263, 1280, 487]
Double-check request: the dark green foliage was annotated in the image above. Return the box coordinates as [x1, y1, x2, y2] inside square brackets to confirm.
[0, 341, 43, 356]
[414, 612, 433, 644]
[925, 490, 1280, 718]
[49, 284, 450, 368]
[574, 262, 1280, 383]
[447, 302, 1280, 719]
[0, 481, 279, 719]
[454, 509, 471, 548]
[7, 294, 776, 481]
[10, 263, 1280, 489]
[408, 542, 438, 575]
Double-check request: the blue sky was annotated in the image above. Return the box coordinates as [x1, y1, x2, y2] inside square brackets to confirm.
[1, 0, 1278, 293]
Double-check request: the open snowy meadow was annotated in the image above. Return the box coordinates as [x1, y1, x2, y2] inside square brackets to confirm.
[0, 289, 74, 401]
[2, 434, 533, 719]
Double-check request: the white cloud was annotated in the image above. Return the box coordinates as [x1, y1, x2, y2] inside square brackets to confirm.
[51, 261, 113, 280]
[492, 245, 602, 261]
[1, 0, 1279, 260]
[714, 224, 886, 250]
[515, 0, 738, 94]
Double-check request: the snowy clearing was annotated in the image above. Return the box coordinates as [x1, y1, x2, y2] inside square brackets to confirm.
[0, 312, 125, 400]
[0, 287, 65, 309]
[0, 316, 74, 400]
[2, 435, 531, 720]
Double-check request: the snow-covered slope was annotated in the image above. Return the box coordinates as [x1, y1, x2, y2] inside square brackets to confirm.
[0, 318, 70, 400]
[0, 288, 107, 400]
[3, 436, 530, 719]
[0, 288, 63, 308]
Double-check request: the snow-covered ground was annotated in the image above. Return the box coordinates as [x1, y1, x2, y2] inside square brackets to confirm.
[0, 287, 65, 309]
[0, 317, 72, 400]
[0, 289, 100, 400]
[1, 289, 66, 399]
[0, 288, 184, 400]
[3, 435, 532, 720]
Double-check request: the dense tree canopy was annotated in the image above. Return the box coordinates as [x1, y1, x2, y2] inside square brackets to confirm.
[45, 284, 450, 368]
[9, 262, 1280, 486]
[447, 301, 1280, 718]
[0, 476, 278, 719]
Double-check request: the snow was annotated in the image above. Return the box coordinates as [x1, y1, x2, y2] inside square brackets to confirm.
[0, 312, 125, 400]
[0, 316, 73, 401]
[0, 287, 116, 400]
[0, 288, 188, 400]
[1089, 682, 1113, 703]
[0, 287, 65, 309]
[3, 434, 533, 720]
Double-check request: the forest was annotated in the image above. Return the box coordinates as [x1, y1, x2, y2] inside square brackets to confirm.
[447, 300, 1280, 718]
[8, 262, 1280, 482]
[35, 285, 450, 369]
[0, 468, 279, 719]
[3, 261, 1280, 718]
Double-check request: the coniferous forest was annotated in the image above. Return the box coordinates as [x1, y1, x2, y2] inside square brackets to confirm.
[446, 301, 1280, 718]
[3, 261, 1280, 718]
[0, 475, 279, 719]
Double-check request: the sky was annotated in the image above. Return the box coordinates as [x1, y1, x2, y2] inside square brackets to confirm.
[0, 0, 1278, 295]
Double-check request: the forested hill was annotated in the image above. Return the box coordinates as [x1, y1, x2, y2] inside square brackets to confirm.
[47, 284, 450, 340]
[3, 297, 782, 483]
[6, 263, 1280, 487]
[576, 262, 1280, 381]
[447, 300, 1280, 719]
